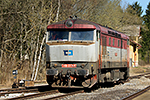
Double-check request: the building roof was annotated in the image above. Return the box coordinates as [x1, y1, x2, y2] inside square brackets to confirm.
[119, 25, 140, 37]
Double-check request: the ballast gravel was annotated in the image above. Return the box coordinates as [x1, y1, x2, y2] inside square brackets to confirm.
[61, 76, 150, 100]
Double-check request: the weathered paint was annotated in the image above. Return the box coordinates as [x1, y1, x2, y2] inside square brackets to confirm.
[47, 24, 96, 30]
[47, 19, 100, 30]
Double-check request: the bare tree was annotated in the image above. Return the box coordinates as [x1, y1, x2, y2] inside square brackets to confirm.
[34, 35, 46, 81]
[55, 0, 60, 22]
[0, 0, 144, 84]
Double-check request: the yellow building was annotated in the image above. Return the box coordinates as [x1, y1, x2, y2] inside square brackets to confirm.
[120, 25, 141, 67]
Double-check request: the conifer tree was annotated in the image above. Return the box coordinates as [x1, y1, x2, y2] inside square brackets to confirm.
[139, 2, 150, 63]
[128, 1, 143, 17]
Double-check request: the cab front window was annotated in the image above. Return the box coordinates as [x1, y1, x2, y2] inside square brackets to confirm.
[48, 30, 69, 41]
[47, 30, 94, 41]
[71, 30, 93, 41]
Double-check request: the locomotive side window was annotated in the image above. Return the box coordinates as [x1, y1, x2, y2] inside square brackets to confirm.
[118, 40, 120, 47]
[109, 37, 111, 45]
[71, 30, 93, 41]
[48, 30, 69, 41]
[113, 38, 115, 46]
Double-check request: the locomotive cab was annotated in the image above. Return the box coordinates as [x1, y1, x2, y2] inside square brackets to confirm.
[46, 28, 99, 87]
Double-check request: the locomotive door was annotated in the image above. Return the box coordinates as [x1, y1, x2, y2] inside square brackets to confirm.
[97, 31, 101, 69]
[102, 36, 107, 68]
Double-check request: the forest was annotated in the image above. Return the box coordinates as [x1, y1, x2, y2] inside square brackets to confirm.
[0, 0, 150, 85]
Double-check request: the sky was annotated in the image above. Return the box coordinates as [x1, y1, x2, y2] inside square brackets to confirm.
[124, 0, 150, 16]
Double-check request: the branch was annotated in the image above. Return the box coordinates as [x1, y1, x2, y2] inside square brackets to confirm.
[55, 0, 60, 22]
[0, 11, 25, 16]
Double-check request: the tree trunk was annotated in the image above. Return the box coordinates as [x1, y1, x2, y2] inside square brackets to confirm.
[55, 0, 60, 22]
[33, 36, 46, 81]
[48, 2, 53, 25]
[148, 48, 149, 64]
[31, 35, 40, 80]
[20, 23, 23, 61]
[0, 49, 3, 67]
[31, 0, 45, 81]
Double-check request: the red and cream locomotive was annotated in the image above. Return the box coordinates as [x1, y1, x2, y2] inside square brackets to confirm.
[46, 17, 129, 88]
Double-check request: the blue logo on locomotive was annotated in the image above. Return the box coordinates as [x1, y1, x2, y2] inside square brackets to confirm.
[63, 50, 73, 56]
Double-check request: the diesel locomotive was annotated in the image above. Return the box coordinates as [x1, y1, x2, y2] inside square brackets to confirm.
[46, 17, 129, 88]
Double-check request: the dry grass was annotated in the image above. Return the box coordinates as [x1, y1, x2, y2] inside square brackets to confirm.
[0, 60, 46, 89]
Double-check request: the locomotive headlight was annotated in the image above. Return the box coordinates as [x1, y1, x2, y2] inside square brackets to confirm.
[53, 63, 58, 67]
[65, 20, 73, 27]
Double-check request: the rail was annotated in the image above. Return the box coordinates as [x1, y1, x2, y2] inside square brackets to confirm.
[122, 85, 150, 100]
[7, 90, 59, 100]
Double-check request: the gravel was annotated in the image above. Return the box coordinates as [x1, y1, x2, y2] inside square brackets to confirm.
[1, 69, 150, 100]
[61, 76, 150, 100]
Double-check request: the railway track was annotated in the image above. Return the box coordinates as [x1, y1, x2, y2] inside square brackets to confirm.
[0, 88, 39, 96]
[6, 90, 59, 100]
[122, 85, 150, 100]
[43, 90, 84, 100]
[0, 87, 26, 93]
[0, 85, 54, 99]
[0, 85, 51, 93]
[129, 72, 150, 79]
[0, 85, 84, 100]
[1, 72, 150, 100]
[120, 72, 150, 100]
[2, 89, 84, 100]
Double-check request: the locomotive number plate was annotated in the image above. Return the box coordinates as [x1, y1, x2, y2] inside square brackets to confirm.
[62, 64, 77, 68]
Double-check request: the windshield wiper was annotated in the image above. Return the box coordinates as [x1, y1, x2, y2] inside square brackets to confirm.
[59, 33, 68, 41]
[81, 33, 88, 41]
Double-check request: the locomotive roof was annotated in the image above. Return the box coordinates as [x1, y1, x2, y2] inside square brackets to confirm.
[47, 18, 129, 40]
[99, 26, 129, 40]
[47, 18, 100, 30]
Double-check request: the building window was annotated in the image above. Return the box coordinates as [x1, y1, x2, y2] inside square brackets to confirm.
[109, 37, 111, 45]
